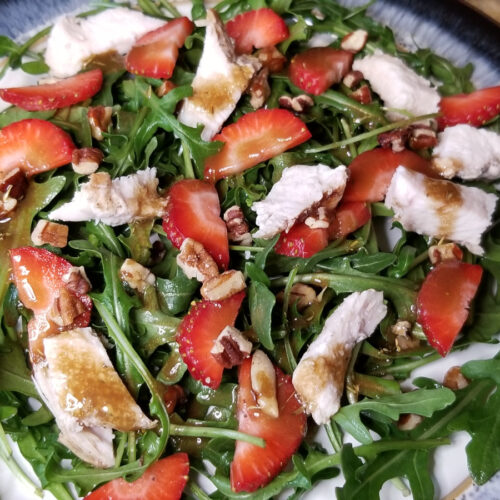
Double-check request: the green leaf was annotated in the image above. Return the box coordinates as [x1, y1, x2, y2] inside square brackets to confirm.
[349, 252, 396, 274]
[249, 281, 276, 350]
[156, 271, 199, 316]
[0, 339, 38, 397]
[334, 388, 456, 444]
[462, 354, 500, 383]
[20, 60, 49, 75]
[0, 107, 55, 128]
[279, 15, 309, 53]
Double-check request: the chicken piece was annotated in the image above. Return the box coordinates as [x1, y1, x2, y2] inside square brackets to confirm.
[385, 166, 497, 255]
[432, 124, 500, 180]
[49, 168, 164, 226]
[292, 290, 387, 424]
[177, 9, 260, 141]
[252, 165, 347, 239]
[33, 328, 155, 467]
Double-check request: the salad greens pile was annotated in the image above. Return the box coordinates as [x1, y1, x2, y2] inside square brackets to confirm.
[0, 0, 500, 499]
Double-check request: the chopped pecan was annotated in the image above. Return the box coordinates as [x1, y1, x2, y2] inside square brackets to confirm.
[211, 325, 252, 368]
[247, 67, 271, 110]
[0, 191, 18, 218]
[62, 266, 91, 295]
[391, 320, 420, 351]
[223, 205, 252, 246]
[279, 94, 314, 113]
[72, 147, 104, 175]
[48, 288, 87, 328]
[351, 84, 372, 104]
[340, 29, 368, 53]
[200, 269, 246, 301]
[408, 125, 438, 149]
[156, 80, 176, 97]
[398, 413, 424, 431]
[288, 283, 317, 311]
[31, 220, 69, 248]
[120, 258, 155, 294]
[176, 238, 219, 282]
[87, 106, 112, 141]
[443, 366, 469, 390]
[304, 206, 329, 229]
[378, 128, 409, 152]
[428, 242, 463, 265]
[0, 168, 28, 200]
[342, 70, 364, 89]
[255, 46, 287, 74]
[251, 350, 278, 418]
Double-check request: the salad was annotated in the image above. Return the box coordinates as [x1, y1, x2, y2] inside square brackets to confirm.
[0, 0, 500, 499]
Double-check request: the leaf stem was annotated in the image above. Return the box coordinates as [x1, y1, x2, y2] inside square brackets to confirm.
[181, 139, 195, 179]
[229, 245, 265, 253]
[169, 424, 265, 447]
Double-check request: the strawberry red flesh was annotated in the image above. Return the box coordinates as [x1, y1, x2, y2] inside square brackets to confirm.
[85, 453, 189, 500]
[0, 69, 103, 111]
[328, 201, 370, 240]
[162, 179, 229, 269]
[0, 119, 75, 177]
[438, 85, 500, 129]
[342, 148, 436, 203]
[289, 47, 353, 95]
[275, 222, 329, 258]
[230, 357, 306, 492]
[126, 17, 194, 78]
[226, 8, 289, 54]
[177, 291, 245, 389]
[417, 260, 483, 356]
[204, 108, 311, 182]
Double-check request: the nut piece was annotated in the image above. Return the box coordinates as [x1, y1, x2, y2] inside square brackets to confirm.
[279, 94, 314, 113]
[304, 206, 329, 229]
[248, 67, 271, 110]
[408, 125, 438, 149]
[48, 288, 87, 328]
[176, 238, 219, 282]
[31, 220, 69, 248]
[391, 320, 420, 351]
[0, 167, 28, 200]
[443, 366, 469, 390]
[288, 283, 317, 311]
[342, 70, 364, 89]
[120, 258, 156, 294]
[211, 325, 252, 368]
[398, 413, 424, 431]
[378, 128, 409, 153]
[428, 242, 463, 264]
[340, 29, 368, 53]
[62, 266, 91, 295]
[224, 205, 252, 246]
[311, 7, 325, 20]
[0, 191, 18, 217]
[72, 147, 104, 175]
[201, 269, 246, 301]
[156, 80, 176, 97]
[87, 106, 112, 141]
[255, 46, 287, 74]
[351, 85, 372, 104]
[251, 350, 278, 418]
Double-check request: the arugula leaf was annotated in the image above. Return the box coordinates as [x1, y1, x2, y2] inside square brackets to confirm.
[156, 271, 199, 315]
[249, 281, 276, 350]
[0, 339, 38, 397]
[0, 108, 55, 128]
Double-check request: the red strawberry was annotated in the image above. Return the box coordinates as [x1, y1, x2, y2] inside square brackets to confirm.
[126, 17, 194, 78]
[226, 8, 289, 54]
[230, 357, 306, 492]
[438, 85, 500, 129]
[275, 222, 329, 258]
[328, 201, 370, 239]
[417, 260, 483, 356]
[0, 69, 103, 111]
[342, 148, 436, 203]
[289, 48, 353, 95]
[204, 109, 311, 182]
[177, 292, 245, 389]
[0, 119, 75, 177]
[85, 453, 189, 500]
[162, 179, 229, 269]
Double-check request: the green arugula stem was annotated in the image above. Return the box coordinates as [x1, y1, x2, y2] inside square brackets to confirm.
[169, 424, 265, 448]
[325, 419, 343, 453]
[383, 352, 441, 376]
[229, 245, 264, 253]
[340, 117, 357, 158]
[181, 138, 195, 179]
[158, 0, 182, 17]
[305, 113, 439, 153]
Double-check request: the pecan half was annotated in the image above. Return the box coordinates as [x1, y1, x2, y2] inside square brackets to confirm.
[87, 106, 112, 141]
[200, 269, 246, 301]
[288, 283, 317, 311]
[31, 220, 69, 248]
[120, 258, 155, 294]
[340, 29, 368, 53]
[62, 266, 91, 295]
[176, 238, 219, 282]
[428, 242, 463, 264]
[223, 205, 252, 246]
[251, 350, 278, 418]
[48, 288, 87, 328]
[211, 325, 252, 368]
[408, 125, 438, 149]
[351, 84, 372, 104]
[342, 70, 364, 89]
[0, 168, 28, 200]
[378, 128, 409, 152]
[398, 413, 424, 431]
[248, 67, 271, 110]
[443, 366, 469, 390]
[279, 94, 314, 113]
[72, 147, 104, 175]
[255, 46, 287, 74]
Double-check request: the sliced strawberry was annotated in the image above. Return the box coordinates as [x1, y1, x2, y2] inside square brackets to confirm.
[226, 8, 289, 54]
[0, 119, 75, 177]
[275, 222, 329, 258]
[126, 17, 194, 78]
[342, 148, 436, 203]
[230, 357, 306, 492]
[177, 291, 245, 389]
[289, 48, 353, 95]
[438, 85, 500, 129]
[162, 179, 229, 269]
[204, 109, 311, 182]
[85, 453, 189, 500]
[328, 201, 370, 239]
[417, 260, 483, 356]
[0, 69, 103, 111]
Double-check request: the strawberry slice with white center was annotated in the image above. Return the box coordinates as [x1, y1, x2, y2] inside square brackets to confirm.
[438, 85, 500, 129]
[162, 179, 229, 269]
[0, 69, 103, 111]
[289, 47, 353, 96]
[230, 356, 307, 492]
[85, 453, 189, 500]
[126, 17, 194, 78]
[274, 222, 329, 258]
[204, 109, 311, 182]
[177, 291, 245, 389]
[226, 8, 289, 54]
[0, 118, 75, 177]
